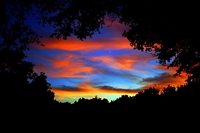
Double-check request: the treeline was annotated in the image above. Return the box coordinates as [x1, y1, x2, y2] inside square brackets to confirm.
[2, 68, 199, 132]
[1, 39, 199, 133]
[1, 0, 200, 131]
[52, 82, 200, 132]
[61, 81, 200, 107]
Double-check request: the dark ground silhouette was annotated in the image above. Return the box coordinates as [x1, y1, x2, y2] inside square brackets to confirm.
[1, 82, 200, 132]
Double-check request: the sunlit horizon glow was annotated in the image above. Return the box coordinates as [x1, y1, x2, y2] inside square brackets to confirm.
[25, 19, 187, 103]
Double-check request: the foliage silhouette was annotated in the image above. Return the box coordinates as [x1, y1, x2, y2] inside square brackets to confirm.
[35, 0, 200, 81]
[3, 0, 200, 81]
[29, 72, 55, 105]
[111, 95, 134, 108]
[0, 49, 55, 106]
[74, 95, 109, 110]
[0, 0, 55, 105]
[134, 87, 160, 100]
[0, 49, 34, 104]
[1, 1, 200, 131]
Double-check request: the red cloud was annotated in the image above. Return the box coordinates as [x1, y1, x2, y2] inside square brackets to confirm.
[91, 55, 138, 71]
[141, 65, 188, 90]
[33, 54, 95, 78]
[33, 37, 131, 51]
[90, 52, 155, 72]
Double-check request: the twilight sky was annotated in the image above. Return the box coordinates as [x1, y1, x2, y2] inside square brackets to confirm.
[25, 17, 187, 103]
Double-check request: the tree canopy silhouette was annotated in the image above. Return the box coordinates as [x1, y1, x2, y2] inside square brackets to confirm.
[2, 0, 200, 109]
[0, 0, 54, 106]
[29, 72, 55, 105]
[2, 0, 200, 82]
[36, 0, 200, 81]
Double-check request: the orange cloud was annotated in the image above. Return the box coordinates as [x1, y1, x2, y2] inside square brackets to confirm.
[140, 68, 187, 90]
[34, 37, 131, 52]
[32, 47, 157, 78]
[52, 81, 139, 101]
[52, 63, 188, 102]
[91, 55, 137, 71]
[33, 54, 95, 78]
[90, 52, 156, 73]
[155, 64, 188, 82]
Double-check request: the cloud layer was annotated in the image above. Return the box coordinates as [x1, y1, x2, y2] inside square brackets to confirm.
[26, 20, 187, 103]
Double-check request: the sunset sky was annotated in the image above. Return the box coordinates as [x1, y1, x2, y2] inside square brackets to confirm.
[25, 17, 187, 103]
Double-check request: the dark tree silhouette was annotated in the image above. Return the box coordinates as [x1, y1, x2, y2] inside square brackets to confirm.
[111, 94, 134, 107]
[2, 1, 200, 131]
[0, 0, 53, 107]
[135, 87, 160, 99]
[161, 85, 177, 97]
[0, 48, 55, 107]
[35, 0, 200, 81]
[0, 49, 34, 104]
[134, 87, 161, 113]
[29, 72, 55, 105]
[2, 0, 200, 82]
[75, 95, 109, 108]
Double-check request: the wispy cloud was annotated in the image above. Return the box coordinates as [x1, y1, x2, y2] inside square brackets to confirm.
[32, 53, 96, 78]
[91, 55, 137, 71]
[26, 20, 188, 102]
[140, 72, 187, 89]
[32, 37, 132, 52]
[90, 52, 155, 72]
[52, 81, 140, 103]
